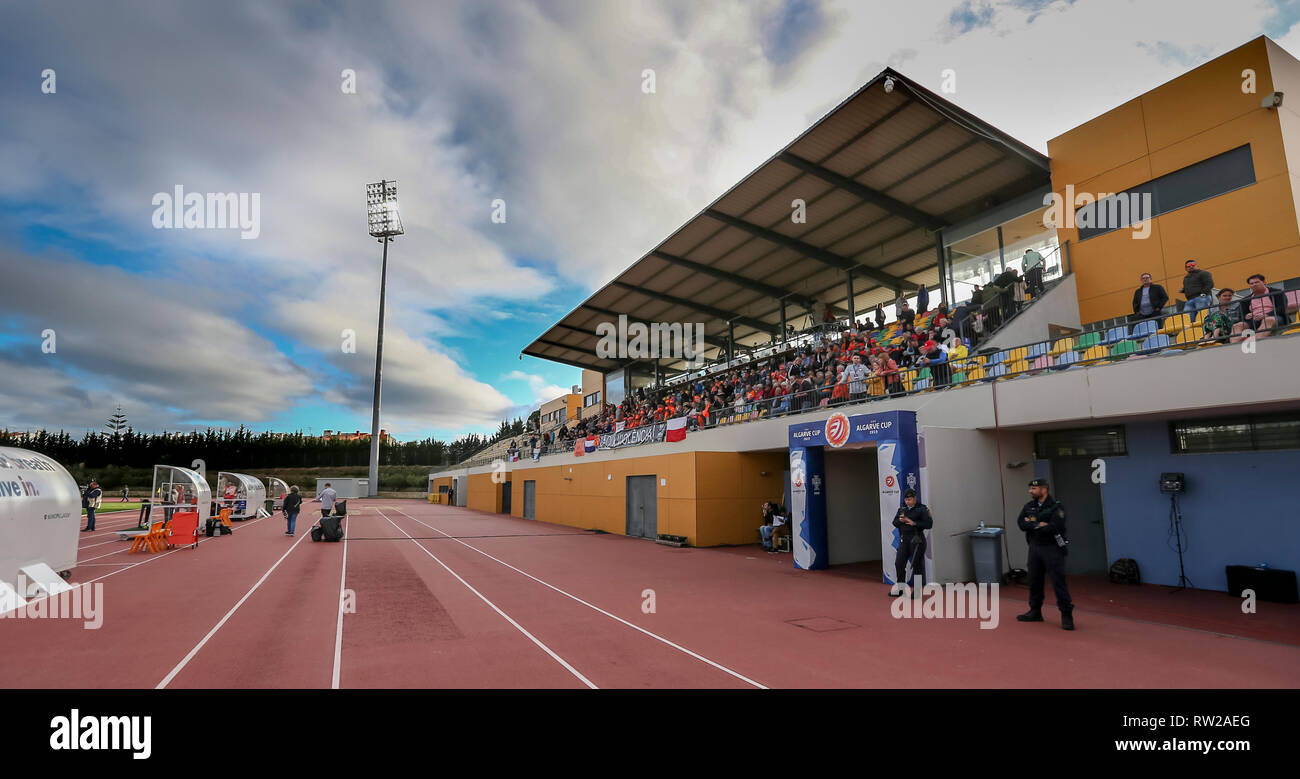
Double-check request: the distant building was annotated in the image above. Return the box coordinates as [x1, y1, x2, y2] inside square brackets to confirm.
[321, 429, 395, 444]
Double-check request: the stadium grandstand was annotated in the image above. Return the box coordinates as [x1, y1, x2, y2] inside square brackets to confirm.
[433, 36, 1300, 594]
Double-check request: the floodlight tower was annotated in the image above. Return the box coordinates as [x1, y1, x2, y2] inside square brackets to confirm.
[365, 179, 404, 498]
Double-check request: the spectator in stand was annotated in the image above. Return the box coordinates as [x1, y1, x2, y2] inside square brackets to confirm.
[916, 283, 929, 314]
[1231, 273, 1290, 343]
[1180, 259, 1214, 311]
[898, 301, 915, 328]
[822, 304, 837, 325]
[840, 353, 870, 402]
[1023, 248, 1046, 296]
[918, 339, 950, 387]
[879, 353, 903, 397]
[1131, 272, 1169, 322]
[1201, 288, 1236, 342]
[873, 303, 886, 329]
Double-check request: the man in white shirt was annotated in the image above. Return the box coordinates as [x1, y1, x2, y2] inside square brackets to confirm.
[839, 353, 870, 402]
[315, 483, 338, 518]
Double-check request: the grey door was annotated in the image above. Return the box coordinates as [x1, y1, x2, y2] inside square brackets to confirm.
[1050, 459, 1109, 575]
[523, 480, 535, 520]
[501, 481, 511, 514]
[625, 475, 658, 539]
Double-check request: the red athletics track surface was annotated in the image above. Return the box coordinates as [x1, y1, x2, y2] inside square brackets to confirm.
[1, 500, 1296, 689]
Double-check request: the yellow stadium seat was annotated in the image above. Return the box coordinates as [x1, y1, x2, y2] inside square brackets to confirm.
[1160, 314, 1190, 335]
[1079, 345, 1109, 363]
[1049, 338, 1075, 356]
[1005, 359, 1031, 375]
[1005, 347, 1028, 363]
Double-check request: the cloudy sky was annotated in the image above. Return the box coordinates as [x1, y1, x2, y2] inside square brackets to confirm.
[1, 0, 1297, 441]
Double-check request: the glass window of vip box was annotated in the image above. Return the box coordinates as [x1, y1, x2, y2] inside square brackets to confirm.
[1033, 426, 1128, 458]
[1075, 145, 1256, 241]
[1170, 412, 1300, 454]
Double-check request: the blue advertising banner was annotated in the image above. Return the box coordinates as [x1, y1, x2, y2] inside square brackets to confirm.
[787, 411, 920, 582]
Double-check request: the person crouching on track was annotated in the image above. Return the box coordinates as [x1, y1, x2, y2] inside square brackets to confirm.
[282, 485, 302, 537]
[890, 489, 932, 595]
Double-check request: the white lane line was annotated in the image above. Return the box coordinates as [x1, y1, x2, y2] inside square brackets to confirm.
[331, 514, 349, 690]
[0, 514, 278, 618]
[373, 508, 596, 690]
[391, 507, 768, 690]
[157, 525, 311, 689]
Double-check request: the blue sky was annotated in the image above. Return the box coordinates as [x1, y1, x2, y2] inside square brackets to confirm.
[1, 0, 1296, 442]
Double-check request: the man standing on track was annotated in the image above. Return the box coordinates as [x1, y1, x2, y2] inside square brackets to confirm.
[1016, 478, 1075, 631]
[81, 480, 102, 531]
[890, 489, 932, 595]
[315, 482, 337, 519]
[283, 485, 303, 536]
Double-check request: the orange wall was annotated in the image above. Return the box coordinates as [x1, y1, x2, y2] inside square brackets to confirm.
[1048, 37, 1300, 323]
[467, 473, 502, 513]
[507, 450, 786, 546]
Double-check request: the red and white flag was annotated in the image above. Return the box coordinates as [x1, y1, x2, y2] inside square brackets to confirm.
[666, 416, 687, 442]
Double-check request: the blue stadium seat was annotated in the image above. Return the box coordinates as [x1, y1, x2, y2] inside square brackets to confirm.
[984, 363, 1008, 380]
[1103, 325, 1129, 344]
[987, 351, 1008, 365]
[1026, 341, 1048, 359]
[1139, 333, 1172, 353]
[1052, 350, 1080, 369]
[1131, 320, 1158, 340]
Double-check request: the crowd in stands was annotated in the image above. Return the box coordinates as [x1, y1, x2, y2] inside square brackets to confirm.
[519, 260, 1294, 459]
[546, 294, 986, 451]
[1131, 261, 1292, 343]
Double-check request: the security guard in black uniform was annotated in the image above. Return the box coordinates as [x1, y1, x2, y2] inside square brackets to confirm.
[889, 488, 933, 596]
[1016, 478, 1075, 630]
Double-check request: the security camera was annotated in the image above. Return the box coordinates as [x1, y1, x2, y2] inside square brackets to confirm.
[1262, 91, 1283, 109]
[884, 76, 895, 94]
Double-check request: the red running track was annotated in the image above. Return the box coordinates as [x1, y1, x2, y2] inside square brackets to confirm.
[1, 500, 1296, 689]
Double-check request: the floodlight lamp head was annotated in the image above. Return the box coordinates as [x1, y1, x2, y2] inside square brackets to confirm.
[366, 179, 404, 238]
[883, 76, 895, 94]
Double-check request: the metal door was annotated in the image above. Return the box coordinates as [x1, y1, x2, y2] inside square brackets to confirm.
[501, 481, 512, 514]
[523, 480, 536, 520]
[1049, 459, 1109, 575]
[625, 475, 658, 539]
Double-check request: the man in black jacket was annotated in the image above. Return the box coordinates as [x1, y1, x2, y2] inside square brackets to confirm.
[1130, 272, 1169, 321]
[282, 485, 303, 536]
[890, 489, 933, 596]
[1231, 273, 1291, 343]
[1016, 478, 1074, 630]
[1179, 259, 1214, 311]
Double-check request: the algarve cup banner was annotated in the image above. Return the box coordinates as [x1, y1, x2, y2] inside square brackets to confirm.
[787, 411, 919, 577]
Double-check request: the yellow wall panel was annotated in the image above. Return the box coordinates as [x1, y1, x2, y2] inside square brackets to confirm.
[1050, 37, 1300, 322]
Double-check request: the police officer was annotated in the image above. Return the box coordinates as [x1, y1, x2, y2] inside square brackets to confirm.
[1016, 478, 1074, 630]
[889, 488, 933, 596]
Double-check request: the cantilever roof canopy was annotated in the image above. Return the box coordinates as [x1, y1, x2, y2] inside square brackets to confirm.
[523, 68, 1051, 376]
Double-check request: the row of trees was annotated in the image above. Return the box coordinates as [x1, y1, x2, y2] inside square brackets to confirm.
[1, 418, 534, 470]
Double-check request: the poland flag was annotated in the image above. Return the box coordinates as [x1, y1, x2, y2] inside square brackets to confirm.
[666, 416, 687, 442]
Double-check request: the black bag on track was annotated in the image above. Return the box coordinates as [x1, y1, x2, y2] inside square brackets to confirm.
[1109, 557, 1140, 584]
[319, 515, 344, 542]
[310, 525, 324, 542]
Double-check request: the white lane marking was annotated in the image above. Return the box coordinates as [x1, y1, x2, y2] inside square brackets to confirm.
[157, 524, 311, 689]
[373, 509, 596, 689]
[0, 514, 276, 619]
[331, 514, 349, 690]
[391, 508, 768, 690]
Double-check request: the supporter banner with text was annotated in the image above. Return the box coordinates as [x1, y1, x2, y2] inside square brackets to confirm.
[597, 422, 668, 451]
